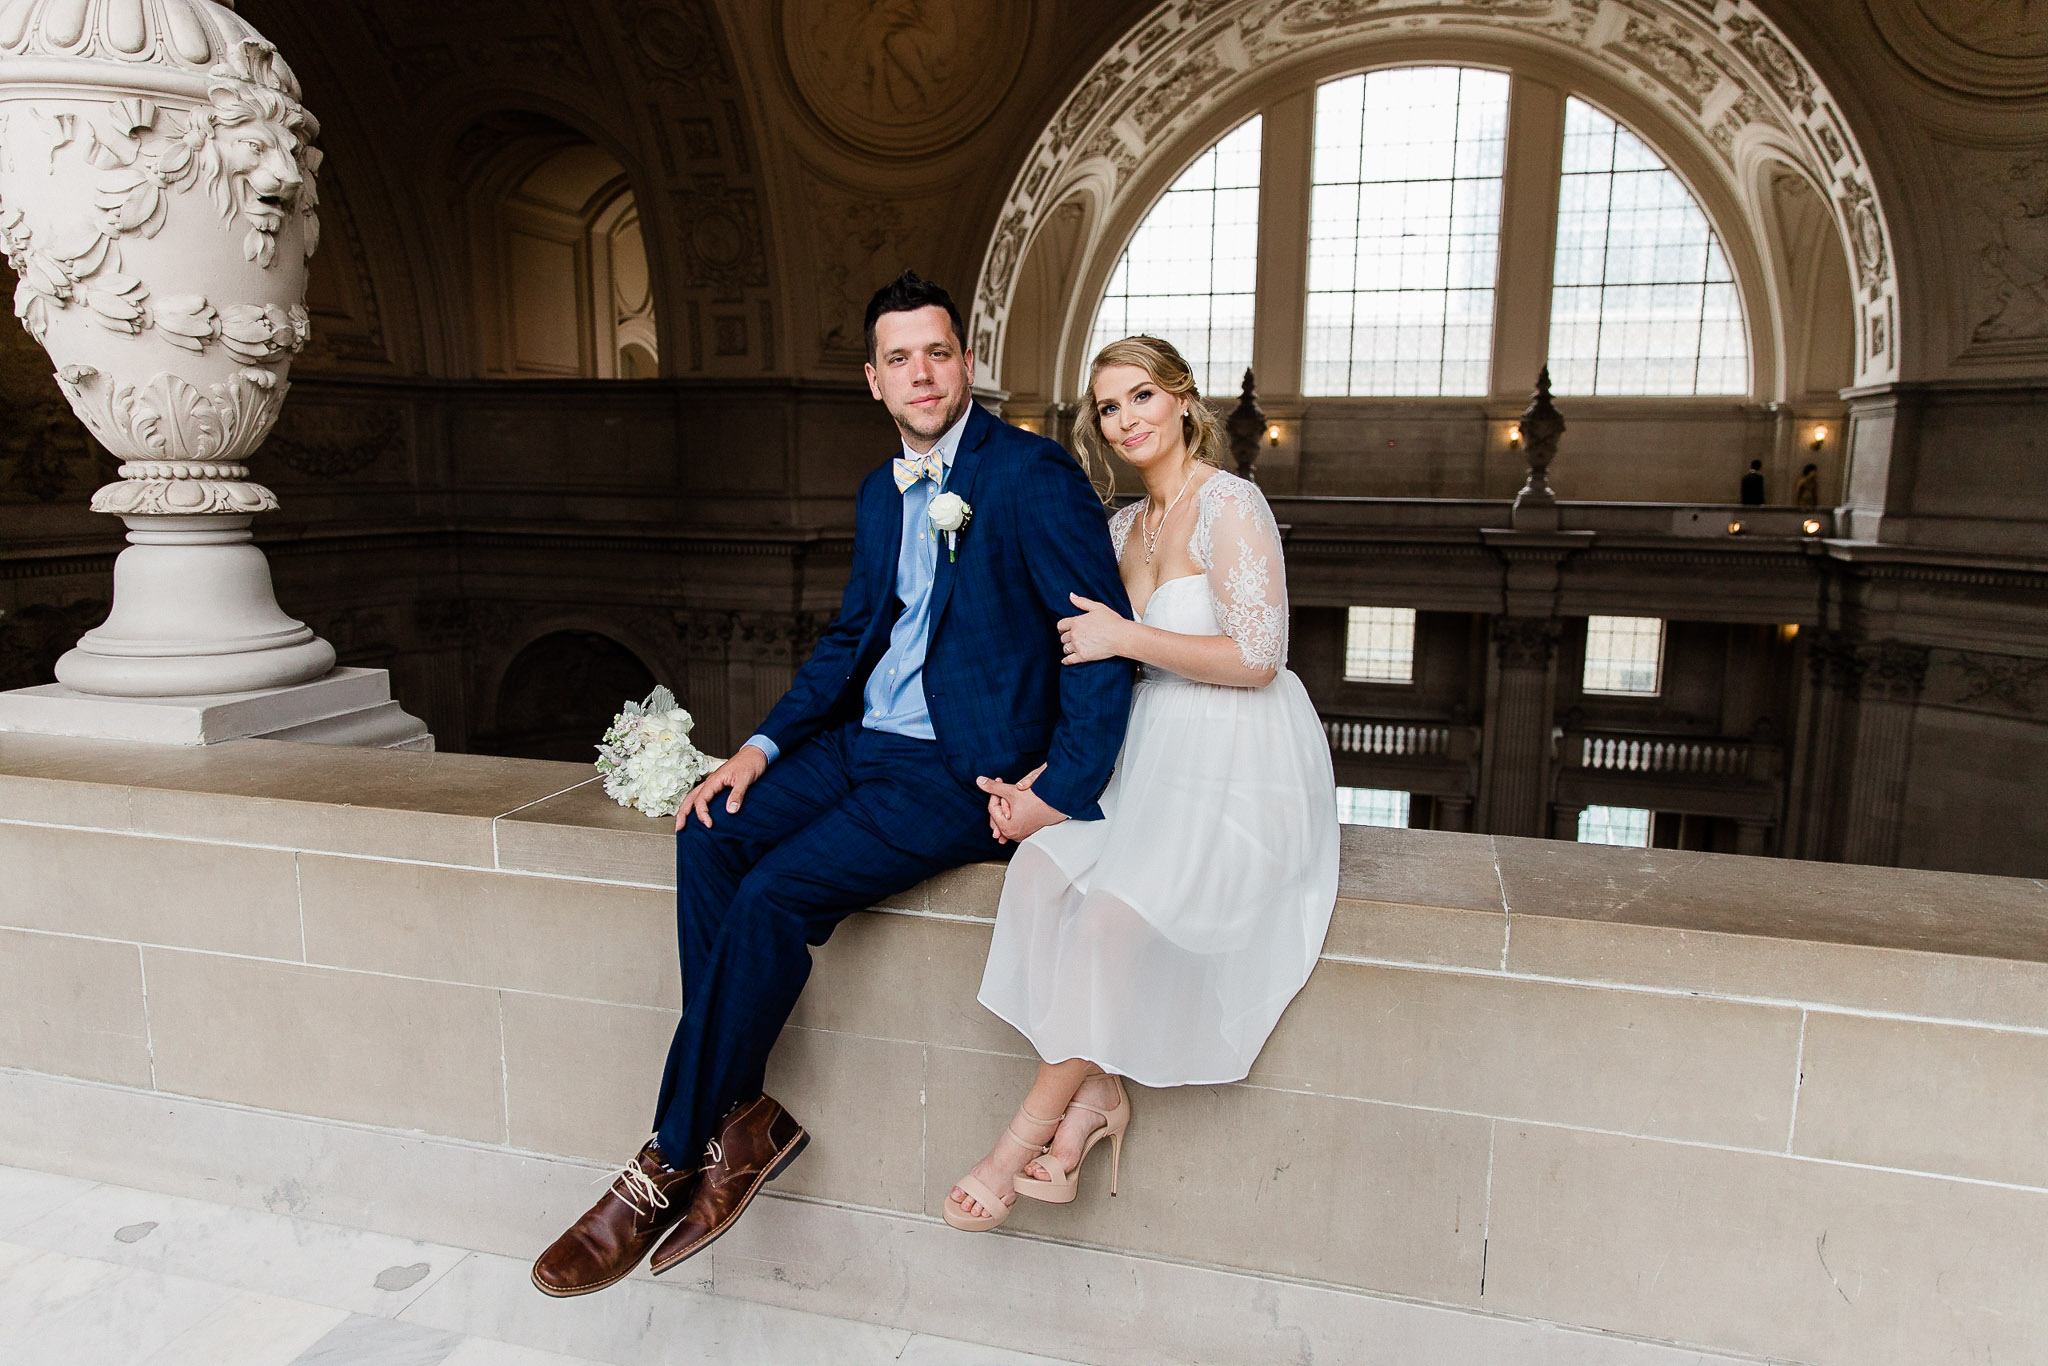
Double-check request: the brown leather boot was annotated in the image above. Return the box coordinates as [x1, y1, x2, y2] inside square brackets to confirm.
[648, 1094, 807, 1274]
[531, 1138, 699, 1297]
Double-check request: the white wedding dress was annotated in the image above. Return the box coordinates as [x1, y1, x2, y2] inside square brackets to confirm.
[977, 470, 1340, 1086]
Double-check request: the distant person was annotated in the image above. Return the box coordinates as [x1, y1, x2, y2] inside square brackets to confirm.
[1795, 463, 1820, 509]
[1740, 459, 1765, 506]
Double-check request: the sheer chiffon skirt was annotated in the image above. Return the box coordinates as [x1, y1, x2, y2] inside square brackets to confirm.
[976, 668, 1340, 1086]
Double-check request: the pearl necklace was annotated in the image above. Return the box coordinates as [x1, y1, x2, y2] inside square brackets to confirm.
[1140, 463, 1199, 565]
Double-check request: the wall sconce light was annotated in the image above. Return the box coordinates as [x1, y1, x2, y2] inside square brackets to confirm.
[1265, 423, 1282, 447]
[1801, 517, 1823, 536]
[1507, 423, 1522, 448]
[1727, 519, 1746, 535]
[1809, 424, 1828, 451]
[1010, 416, 1041, 435]
[1779, 623, 1801, 642]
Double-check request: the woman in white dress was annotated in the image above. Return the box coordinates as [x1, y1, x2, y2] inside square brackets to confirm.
[945, 336, 1340, 1231]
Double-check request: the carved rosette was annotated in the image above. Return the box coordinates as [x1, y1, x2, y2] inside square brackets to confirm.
[0, 1, 322, 519]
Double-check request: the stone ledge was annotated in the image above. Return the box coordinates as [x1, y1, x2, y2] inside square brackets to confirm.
[3, 732, 2043, 1028]
[3, 734, 2047, 1364]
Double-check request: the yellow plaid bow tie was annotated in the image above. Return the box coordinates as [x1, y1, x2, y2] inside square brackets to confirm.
[893, 450, 942, 493]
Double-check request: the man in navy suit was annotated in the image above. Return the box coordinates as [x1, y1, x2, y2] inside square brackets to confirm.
[533, 273, 1133, 1297]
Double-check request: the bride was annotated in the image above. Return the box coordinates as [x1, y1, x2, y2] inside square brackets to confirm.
[946, 335, 1340, 1231]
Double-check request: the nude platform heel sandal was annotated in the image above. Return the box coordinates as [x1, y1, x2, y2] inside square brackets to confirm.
[1012, 1075, 1130, 1205]
[943, 1108, 1062, 1232]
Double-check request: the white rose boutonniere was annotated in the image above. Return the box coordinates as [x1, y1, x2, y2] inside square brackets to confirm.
[928, 491, 972, 561]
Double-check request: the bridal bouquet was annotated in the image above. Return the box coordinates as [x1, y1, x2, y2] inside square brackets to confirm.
[594, 685, 718, 817]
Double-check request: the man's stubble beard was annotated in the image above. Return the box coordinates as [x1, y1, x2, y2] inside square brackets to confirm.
[892, 390, 970, 447]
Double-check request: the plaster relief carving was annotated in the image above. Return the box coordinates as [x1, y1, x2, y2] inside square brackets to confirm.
[974, 0, 1901, 388]
[805, 174, 939, 357]
[1960, 149, 2048, 348]
[779, 0, 1029, 156]
[1835, 176, 1889, 296]
[675, 174, 766, 293]
[1868, 0, 2048, 98]
[625, 0, 730, 92]
[1926, 649, 2048, 715]
[1722, 15, 1814, 114]
[267, 404, 404, 480]
[1616, 16, 1721, 107]
[60, 363, 285, 488]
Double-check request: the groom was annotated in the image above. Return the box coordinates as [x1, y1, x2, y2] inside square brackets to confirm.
[532, 272, 1134, 1296]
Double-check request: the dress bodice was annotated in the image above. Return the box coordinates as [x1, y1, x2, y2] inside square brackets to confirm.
[1109, 469, 1289, 675]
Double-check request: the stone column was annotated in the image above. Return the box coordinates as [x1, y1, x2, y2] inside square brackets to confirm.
[0, 1, 423, 747]
[1782, 630, 1860, 860]
[1432, 795, 1472, 833]
[1484, 617, 1560, 839]
[1838, 639, 1929, 867]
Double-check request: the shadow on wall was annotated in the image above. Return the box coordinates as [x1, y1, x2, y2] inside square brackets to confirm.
[473, 630, 655, 763]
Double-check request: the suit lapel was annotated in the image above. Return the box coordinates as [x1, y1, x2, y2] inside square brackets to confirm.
[869, 468, 902, 604]
[927, 403, 994, 635]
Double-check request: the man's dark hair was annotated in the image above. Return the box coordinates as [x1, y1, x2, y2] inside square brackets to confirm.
[864, 270, 966, 362]
[1750, 459, 1763, 470]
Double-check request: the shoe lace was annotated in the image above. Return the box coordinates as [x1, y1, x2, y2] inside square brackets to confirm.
[702, 1138, 723, 1167]
[598, 1160, 670, 1218]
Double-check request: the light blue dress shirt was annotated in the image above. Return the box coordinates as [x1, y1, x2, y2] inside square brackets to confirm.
[745, 406, 972, 764]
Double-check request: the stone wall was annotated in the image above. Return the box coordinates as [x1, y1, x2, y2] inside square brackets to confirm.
[1, 733, 2044, 1365]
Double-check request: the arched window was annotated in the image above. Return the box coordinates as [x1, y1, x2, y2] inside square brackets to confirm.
[1305, 66, 1509, 397]
[998, 29, 1862, 504]
[1087, 117, 1261, 398]
[1546, 99, 1746, 395]
[1071, 68, 1768, 407]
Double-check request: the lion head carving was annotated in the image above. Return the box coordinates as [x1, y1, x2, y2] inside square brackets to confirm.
[191, 54, 323, 269]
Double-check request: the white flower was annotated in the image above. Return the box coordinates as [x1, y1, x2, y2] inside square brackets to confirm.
[928, 492, 970, 533]
[928, 492, 971, 561]
[594, 685, 719, 818]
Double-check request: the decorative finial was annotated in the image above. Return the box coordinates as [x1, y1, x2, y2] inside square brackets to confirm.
[1226, 367, 1267, 483]
[1514, 365, 1565, 509]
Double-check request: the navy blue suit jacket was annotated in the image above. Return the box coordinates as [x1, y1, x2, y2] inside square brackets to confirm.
[755, 402, 1133, 821]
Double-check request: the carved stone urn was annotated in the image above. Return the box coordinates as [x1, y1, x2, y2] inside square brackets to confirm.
[0, 0, 334, 696]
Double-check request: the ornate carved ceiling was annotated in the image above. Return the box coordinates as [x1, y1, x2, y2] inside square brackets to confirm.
[1868, 0, 2048, 100]
[775, 0, 1031, 158]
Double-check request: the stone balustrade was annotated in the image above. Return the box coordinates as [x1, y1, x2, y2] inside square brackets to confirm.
[0, 734, 2044, 1365]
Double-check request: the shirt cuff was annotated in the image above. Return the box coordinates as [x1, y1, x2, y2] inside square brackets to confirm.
[742, 733, 780, 765]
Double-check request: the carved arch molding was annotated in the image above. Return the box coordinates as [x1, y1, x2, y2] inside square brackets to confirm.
[973, 0, 1901, 391]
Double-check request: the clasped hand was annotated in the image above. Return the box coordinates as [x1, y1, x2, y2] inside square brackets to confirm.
[1059, 592, 1127, 665]
[977, 763, 1065, 845]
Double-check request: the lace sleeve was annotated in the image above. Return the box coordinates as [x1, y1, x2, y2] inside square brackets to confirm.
[1108, 499, 1141, 562]
[1190, 472, 1288, 670]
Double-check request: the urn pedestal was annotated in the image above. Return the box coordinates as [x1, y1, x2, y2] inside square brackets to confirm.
[0, 0, 425, 748]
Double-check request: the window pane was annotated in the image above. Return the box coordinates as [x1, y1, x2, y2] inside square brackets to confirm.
[1337, 787, 1412, 828]
[1546, 99, 1749, 395]
[1578, 805, 1651, 847]
[1583, 615, 1665, 695]
[1087, 117, 1262, 399]
[1344, 606, 1416, 682]
[1304, 66, 1508, 397]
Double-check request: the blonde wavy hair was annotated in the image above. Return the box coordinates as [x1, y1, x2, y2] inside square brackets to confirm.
[1071, 335, 1226, 502]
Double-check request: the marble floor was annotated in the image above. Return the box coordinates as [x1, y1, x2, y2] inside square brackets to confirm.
[0, 1163, 1088, 1366]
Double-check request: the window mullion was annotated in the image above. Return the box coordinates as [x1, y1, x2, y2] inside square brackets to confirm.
[1487, 74, 1565, 400]
[1252, 89, 1313, 398]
